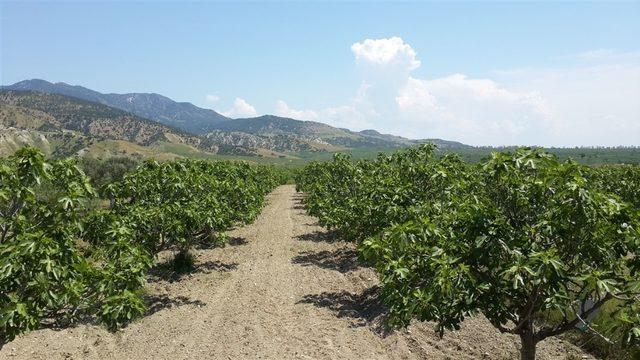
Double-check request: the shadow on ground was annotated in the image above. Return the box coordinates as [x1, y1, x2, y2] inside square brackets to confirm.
[149, 260, 239, 283]
[298, 286, 389, 333]
[292, 247, 362, 273]
[296, 229, 342, 243]
[195, 236, 248, 249]
[227, 237, 249, 246]
[292, 194, 307, 210]
[0, 293, 210, 344]
[145, 294, 207, 316]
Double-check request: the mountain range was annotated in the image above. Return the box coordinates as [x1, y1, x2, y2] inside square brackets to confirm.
[4, 79, 228, 134]
[0, 79, 467, 159]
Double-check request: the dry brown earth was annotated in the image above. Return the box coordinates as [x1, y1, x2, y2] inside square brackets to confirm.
[1, 185, 593, 360]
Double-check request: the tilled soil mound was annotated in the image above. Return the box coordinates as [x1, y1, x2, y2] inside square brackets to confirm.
[1, 185, 593, 360]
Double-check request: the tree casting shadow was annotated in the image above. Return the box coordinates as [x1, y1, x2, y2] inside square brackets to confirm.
[149, 260, 239, 283]
[292, 247, 362, 273]
[195, 236, 248, 249]
[296, 229, 342, 243]
[227, 237, 249, 246]
[292, 194, 307, 209]
[144, 294, 207, 316]
[297, 286, 389, 333]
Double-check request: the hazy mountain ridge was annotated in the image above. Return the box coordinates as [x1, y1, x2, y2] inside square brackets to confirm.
[202, 131, 317, 153]
[206, 115, 465, 150]
[3, 80, 463, 150]
[0, 90, 332, 158]
[0, 91, 225, 157]
[213, 115, 347, 137]
[1, 79, 471, 159]
[3, 79, 230, 134]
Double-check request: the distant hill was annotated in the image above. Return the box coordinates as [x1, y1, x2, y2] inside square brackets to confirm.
[201, 131, 316, 153]
[0, 90, 340, 159]
[1, 88, 636, 166]
[3, 79, 229, 134]
[0, 90, 225, 157]
[2, 80, 465, 151]
[1, 79, 476, 162]
[209, 115, 466, 150]
[213, 115, 347, 137]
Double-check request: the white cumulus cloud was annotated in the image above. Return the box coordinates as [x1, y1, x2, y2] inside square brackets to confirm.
[274, 100, 373, 130]
[222, 97, 257, 118]
[351, 36, 421, 71]
[275, 100, 319, 121]
[276, 36, 639, 146]
[395, 75, 552, 145]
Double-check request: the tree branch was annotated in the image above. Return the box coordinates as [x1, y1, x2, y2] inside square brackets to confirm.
[535, 293, 611, 341]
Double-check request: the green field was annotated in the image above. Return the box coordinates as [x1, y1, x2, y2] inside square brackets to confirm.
[212, 145, 640, 168]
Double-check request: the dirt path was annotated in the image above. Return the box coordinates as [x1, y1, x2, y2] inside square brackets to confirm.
[1, 185, 591, 359]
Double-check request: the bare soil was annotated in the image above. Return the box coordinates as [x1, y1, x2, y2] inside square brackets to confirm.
[1, 185, 593, 359]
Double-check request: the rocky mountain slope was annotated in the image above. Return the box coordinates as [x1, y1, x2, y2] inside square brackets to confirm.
[3, 79, 229, 134]
[3, 80, 466, 148]
[201, 131, 316, 153]
[0, 91, 223, 157]
[206, 115, 467, 150]
[1, 80, 471, 159]
[0, 91, 339, 158]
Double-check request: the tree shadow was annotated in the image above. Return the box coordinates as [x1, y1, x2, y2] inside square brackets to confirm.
[296, 229, 342, 243]
[228, 237, 248, 246]
[292, 194, 307, 208]
[194, 236, 248, 249]
[198, 261, 238, 272]
[292, 247, 362, 273]
[2, 294, 210, 346]
[144, 294, 207, 316]
[297, 286, 389, 334]
[149, 260, 239, 283]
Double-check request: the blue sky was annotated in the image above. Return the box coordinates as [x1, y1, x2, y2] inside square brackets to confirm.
[1, 1, 639, 146]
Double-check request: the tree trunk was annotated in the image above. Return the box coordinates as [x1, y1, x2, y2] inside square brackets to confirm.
[519, 332, 537, 360]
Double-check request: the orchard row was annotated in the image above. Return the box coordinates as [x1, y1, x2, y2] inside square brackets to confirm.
[296, 145, 640, 359]
[0, 147, 286, 341]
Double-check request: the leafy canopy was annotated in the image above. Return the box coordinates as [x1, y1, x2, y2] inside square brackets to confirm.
[298, 146, 640, 358]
